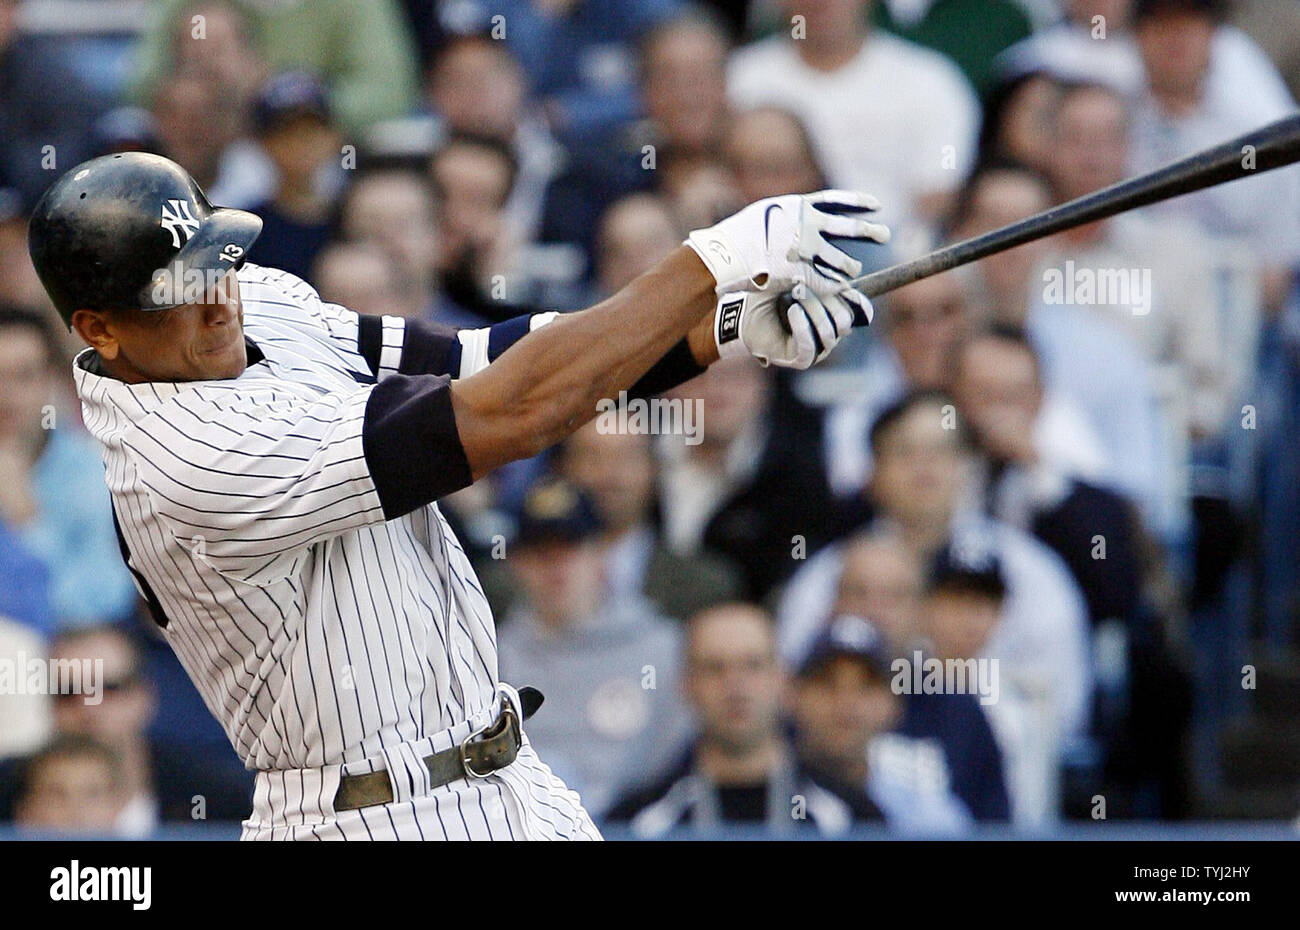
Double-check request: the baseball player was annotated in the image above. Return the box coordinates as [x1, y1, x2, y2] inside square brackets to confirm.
[26, 152, 887, 840]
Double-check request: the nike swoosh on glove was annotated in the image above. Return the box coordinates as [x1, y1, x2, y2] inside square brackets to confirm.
[685, 189, 890, 298]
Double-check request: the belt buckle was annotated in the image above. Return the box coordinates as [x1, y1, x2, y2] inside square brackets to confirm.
[458, 700, 519, 779]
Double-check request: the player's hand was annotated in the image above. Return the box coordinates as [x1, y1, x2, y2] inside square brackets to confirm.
[714, 281, 873, 369]
[685, 189, 890, 297]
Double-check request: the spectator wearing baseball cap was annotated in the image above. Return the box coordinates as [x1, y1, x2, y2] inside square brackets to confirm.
[923, 539, 1062, 828]
[779, 390, 1094, 753]
[244, 72, 341, 281]
[792, 615, 973, 835]
[495, 477, 691, 817]
[604, 604, 883, 837]
[784, 531, 1011, 823]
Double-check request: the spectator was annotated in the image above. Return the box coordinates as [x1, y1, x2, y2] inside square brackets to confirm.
[311, 241, 424, 320]
[48, 624, 253, 832]
[429, 133, 529, 310]
[541, 9, 732, 261]
[728, 0, 980, 226]
[657, 357, 840, 599]
[336, 167, 442, 318]
[724, 107, 828, 204]
[922, 544, 1060, 826]
[953, 325, 1144, 627]
[824, 532, 924, 657]
[820, 264, 1108, 497]
[655, 151, 740, 239]
[0, 519, 51, 642]
[130, 0, 418, 136]
[975, 70, 1062, 174]
[946, 160, 1056, 324]
[791, 614, 972, 833]
[164, 0, 268, 114]
[424, 31, 565, 242]
[640, 11, 731, 164]
[1129, 0, 1300, 314]
[149, 66, 272, 209]
[604, 603, 882, 835]
[13, 735, 127, 835]
[0, 189, 50, 316]
[953, 326, 1196, 818]
[997, 0, 1295, 120]
[557, 421, 742, 621]
[47, 626, 159, 836]
[782, 531, 1011, 822]
[1231, 0, 1300, 103]
[870, 0, 1033, 95]
[495, 477, 690, 816]
[1043, 82, 1228, 442]
[0, 0, 105, 205]
[245, 72, 342, 280]
[0, 306, 136, 627]
[593, 193, 682, 296]
[433, 0, 683, 136]
[951, 161, 1177, 539]
[779, 391, 1094, 749]
[90, 107, 163, 160]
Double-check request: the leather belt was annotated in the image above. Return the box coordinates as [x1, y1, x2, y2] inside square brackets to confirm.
[333, 686, 543, 813]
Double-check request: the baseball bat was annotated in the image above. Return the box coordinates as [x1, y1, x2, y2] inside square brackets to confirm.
[779, 111, 1300, 323]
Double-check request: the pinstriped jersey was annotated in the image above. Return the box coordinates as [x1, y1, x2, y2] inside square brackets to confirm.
[74, 263, 533, 773]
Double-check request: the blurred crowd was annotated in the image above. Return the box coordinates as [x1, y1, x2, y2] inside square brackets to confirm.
[1, 0, 1299, 836]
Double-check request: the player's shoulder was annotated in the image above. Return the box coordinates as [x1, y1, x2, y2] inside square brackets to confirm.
[237, 262, 323, 309]
[237, 262, 357, 343]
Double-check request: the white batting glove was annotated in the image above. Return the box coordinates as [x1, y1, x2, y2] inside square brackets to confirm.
[685, 189, 890, 297]
[715, 281, 874, 369]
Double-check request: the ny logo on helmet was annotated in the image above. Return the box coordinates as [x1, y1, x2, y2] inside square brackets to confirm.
[161, 199, 201, 249]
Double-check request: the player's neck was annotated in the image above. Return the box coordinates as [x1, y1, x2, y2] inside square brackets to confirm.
[96, 351, 153, 385]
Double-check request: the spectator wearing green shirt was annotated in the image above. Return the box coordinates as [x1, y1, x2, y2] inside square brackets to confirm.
[128, 0, 418, 136]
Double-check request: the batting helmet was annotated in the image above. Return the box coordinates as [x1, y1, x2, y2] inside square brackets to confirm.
[27, 152, 262, 329]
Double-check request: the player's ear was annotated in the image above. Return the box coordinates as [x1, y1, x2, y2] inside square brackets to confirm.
[71, 309, 120, 360]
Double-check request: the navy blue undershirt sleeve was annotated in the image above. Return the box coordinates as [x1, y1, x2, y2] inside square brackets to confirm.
[362, 374, 474, 518]
[628, 338, 706, 399]
[364, 310, 705, 395]
[355, 315, 462, 378]
[486, 315, 533, 362]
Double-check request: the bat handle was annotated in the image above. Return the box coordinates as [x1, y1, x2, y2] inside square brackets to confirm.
[773, 285, 871, 334]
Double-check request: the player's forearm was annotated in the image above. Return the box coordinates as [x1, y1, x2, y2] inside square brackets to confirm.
[452, 246, 716, 478]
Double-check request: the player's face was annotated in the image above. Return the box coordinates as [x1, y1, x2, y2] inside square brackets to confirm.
[76, 269, 247, 384]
